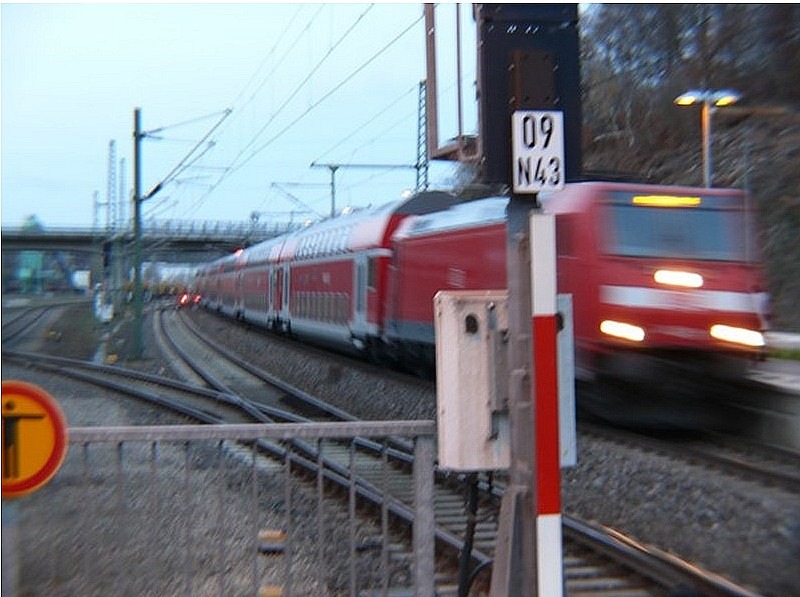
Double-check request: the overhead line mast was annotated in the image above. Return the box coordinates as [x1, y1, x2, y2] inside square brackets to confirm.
[106, 140, 117, 232]
[309, 162, 418, 218]
[416, 81, 430, 192]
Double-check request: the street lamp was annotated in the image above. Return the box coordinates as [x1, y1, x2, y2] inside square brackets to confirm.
[674, 89, 741, 187]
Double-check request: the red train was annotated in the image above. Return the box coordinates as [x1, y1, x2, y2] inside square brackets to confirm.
[195, 181, 768, 383]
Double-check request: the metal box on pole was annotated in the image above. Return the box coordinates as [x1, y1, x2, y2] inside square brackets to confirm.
[434, 291, 577, 471]
[434, 290, 511, 471]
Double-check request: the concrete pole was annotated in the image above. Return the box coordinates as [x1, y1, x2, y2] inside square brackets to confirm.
[133, 108, 144, 359]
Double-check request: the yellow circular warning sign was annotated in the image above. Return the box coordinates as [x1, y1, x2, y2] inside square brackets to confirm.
[2, 380, 68, 499]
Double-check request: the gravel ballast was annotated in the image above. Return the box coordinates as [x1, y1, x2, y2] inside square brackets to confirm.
[185, 309, 800, 597]
[4, 302, 798, 596]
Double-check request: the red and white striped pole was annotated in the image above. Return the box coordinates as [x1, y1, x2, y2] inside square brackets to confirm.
[529, 212, 563, 596]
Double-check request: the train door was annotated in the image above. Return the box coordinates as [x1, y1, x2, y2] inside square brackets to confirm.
[281, 264, 291, 332]
[267, 267, 274, 321]
[353, 254, 368, 332]
[235, 269, 244, 317]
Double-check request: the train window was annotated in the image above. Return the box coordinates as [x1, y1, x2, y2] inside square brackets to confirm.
[411, 218, 433, 233]
[326, 230, 335, 255]
[338, 227, 350, 253]
[556, 216, 575, 257]
[320, 231, 328, 255]
[606, 203, 748, 261]
[337, 293, 347, 323]
[367, 257, 377, 290]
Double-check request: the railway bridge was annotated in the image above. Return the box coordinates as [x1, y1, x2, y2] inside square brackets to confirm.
[1, 219, 301, 294]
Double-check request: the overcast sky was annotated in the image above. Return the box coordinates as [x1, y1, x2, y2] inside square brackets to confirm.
[1, 3, 477, 229]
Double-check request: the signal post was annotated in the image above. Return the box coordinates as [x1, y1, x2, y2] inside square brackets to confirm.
[492, 119, 567, 596]
[427, 4, 581, 594]
[476, 6, 581, 596]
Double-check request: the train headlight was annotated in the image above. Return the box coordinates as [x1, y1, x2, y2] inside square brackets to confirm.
[654, 269, 704, 288]
[600, 320, 646, 342]
[709, 324, 765, 348]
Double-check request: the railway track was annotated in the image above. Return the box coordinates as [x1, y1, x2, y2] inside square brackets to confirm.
[1, 301, 76, 347]
[164, 309, 766, 596]
[580, 423, 800, 496]
[2, 307, 771, 596]
[684, 435, 800, 492]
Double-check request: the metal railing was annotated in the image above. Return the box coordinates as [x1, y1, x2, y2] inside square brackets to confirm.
[2, 219, 303, 244]
[6, 422, 436, 597]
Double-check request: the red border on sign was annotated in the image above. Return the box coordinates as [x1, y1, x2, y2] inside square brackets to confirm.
[2, 380, 69, 498]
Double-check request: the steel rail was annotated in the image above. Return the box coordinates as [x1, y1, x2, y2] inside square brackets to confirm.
[3, 321, 766, 596]
[174, 311, 766, 596]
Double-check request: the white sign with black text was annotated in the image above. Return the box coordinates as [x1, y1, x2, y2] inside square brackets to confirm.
[511, 110, 565, 193]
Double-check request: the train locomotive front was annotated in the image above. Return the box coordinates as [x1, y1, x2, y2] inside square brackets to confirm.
[549, 182, 768, 384]
[386, 182, 768, 389]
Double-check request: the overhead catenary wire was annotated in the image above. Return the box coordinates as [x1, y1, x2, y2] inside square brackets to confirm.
[172, 4, 325, 219]
[200, 12, 425, 202]
[346, 106, 419, 161]
[222, 4, 376, 178]
[239, 14, 423, 169]
[143, 109, 232, 200]
[312, 83, 418, 164]
[215, 4, 330, 164]
[227, 4, 307, 110]
[337, 167, 413, 199]
[328, 111, 421, 197]
[179, 5, 379, 217]
[321, 70, 478, 195]
[143, 109, 232, 137]
[203, 4, 321, 150]
[175, 7, 427, 221]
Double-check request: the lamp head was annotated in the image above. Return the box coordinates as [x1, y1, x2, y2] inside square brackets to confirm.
[674, 88, 741, 107]
[674, 90, 702, 106]
[711, 90, 741, 107]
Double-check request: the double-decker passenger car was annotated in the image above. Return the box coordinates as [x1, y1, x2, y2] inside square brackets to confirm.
[195, 191, 463, 354]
